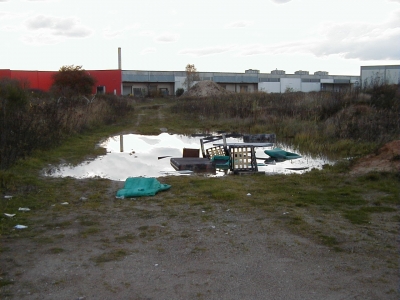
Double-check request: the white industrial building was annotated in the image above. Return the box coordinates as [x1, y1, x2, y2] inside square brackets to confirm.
[122, 69, 361, 96]
[360, 65, 400, 88]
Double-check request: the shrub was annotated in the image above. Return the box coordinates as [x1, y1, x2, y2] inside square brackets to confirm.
[176, 88, 184, 97]
[0, 78, 133, 170]
[51, 65, 96, 97]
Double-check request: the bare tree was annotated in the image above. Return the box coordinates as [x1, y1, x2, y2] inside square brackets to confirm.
[183, 64, 200, 91]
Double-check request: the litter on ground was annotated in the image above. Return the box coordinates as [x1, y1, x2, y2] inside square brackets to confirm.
[18, 207, 30, 211]
[116, 177, 171, 198]
[14, 225, 28, 229]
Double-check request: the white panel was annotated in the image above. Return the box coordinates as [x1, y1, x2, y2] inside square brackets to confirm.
[280, 78, 301, 93]
[321, 79, 334, 83]
[386, 68, 400, 85]
[361, 68, 385, 87]
[225, 84, 236, 92]
[174, 76, 186, 91]
[301, 83, 320, 92]
[258, 82, 280, 93]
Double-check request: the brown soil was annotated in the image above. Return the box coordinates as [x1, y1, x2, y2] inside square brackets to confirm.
[184, 81, 232, 98]
[350, 140, 400, 175]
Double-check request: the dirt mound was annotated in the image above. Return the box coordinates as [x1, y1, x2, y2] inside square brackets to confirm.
[350, 140, 400, 175]
[184, 80, 231, 98]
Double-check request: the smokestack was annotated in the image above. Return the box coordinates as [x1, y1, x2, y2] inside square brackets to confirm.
[118, 47, 122, 70]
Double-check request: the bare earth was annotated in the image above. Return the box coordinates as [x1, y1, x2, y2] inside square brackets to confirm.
[1, 141, 399, 299]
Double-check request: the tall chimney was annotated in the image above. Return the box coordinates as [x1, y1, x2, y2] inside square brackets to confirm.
[118, 47, 122, 70]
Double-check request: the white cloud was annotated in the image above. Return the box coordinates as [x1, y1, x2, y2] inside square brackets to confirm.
[22, 32, 61, 44]
[225, 20, 254, 28]
[138, 30, 155, 37]
[271, 0, 292, 3]
[237, 41, 309, 56]
[0, 11, 11, 19]
[24, 15, 92, 40]
[389, 0, 400, 3]
[313, 11, 400, 60]
[179, 45, 236, 56]
[141, 47, 157, 55]
[233, 9, 400, 61]
[103, 25, 139, 39]
[103, 28, 125, 39]
[154, 32, 179, 43]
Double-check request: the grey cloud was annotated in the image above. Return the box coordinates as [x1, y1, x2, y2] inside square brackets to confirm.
[179, 45, 236, 56]
[313, 12, 400, 60]
[237, 10, 400, 61]
[25, 15, 92, 38]
[154, 33, 179, 43]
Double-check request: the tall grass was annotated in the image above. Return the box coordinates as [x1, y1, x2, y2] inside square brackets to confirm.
[171, 84, 399, 154]
[0, 79, 134, 170]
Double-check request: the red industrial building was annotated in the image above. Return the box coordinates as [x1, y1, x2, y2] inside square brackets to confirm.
[0, 69, 122, 95]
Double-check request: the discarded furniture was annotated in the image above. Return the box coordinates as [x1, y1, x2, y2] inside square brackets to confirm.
[170, 157, 215, 173]
[183, 148, 200, 158]
[243, 133, 276, 143]
[171, 133, 275, 174]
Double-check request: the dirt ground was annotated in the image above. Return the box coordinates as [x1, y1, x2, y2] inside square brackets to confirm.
[350, 140, 400, 175]
[1, 140, 399, 299]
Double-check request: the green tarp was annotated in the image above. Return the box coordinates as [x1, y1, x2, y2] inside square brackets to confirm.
[116, 177, 171, 198]
[264, 148, 301, 160]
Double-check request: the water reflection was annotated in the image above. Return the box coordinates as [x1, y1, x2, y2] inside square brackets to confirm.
[45, 133, 334, 181]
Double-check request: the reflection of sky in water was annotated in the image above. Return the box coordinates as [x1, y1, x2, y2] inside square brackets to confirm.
[46, 133, 334, 181]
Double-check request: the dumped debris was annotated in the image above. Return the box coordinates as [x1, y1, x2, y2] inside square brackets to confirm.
[183, 80, 232, 98]
[14, 225, 28, 229]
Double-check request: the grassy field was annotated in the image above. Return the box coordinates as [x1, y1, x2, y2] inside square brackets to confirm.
[0, 96, 399, 298]
[1, 97, 398, 239]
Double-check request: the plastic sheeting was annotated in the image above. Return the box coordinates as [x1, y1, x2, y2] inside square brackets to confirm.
[116, 177, 171, 198]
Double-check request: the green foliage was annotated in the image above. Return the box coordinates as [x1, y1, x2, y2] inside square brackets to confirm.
[367, 83, 399, 110]
[0, 78, 28, 109]
[171, 85, 398, 151]
[51, 65, 96, 97]
[176, 88, 184, 97]
[0, 80, 134, 170]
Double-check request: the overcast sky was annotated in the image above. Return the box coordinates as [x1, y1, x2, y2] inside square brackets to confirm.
[1, 0, 399, 75]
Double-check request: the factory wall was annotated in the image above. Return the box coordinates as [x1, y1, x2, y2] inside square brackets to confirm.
[280, 78, 301, 93]
[258, 82, 281, 93]
[0, 69, 121, 95]
[361, 65, 400, 88]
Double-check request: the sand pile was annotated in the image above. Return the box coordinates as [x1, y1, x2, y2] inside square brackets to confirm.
[184, 80, 232, 98]
[350, 140, 400, 175]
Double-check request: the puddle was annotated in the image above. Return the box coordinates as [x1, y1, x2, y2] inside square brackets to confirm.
[44, 133, 335, 181]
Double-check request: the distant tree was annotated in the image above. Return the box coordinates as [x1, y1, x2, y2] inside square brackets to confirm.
[183, 64, 200, 91]
[51, 65, 96, 97]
